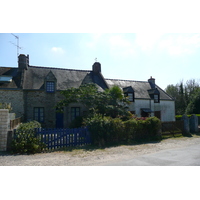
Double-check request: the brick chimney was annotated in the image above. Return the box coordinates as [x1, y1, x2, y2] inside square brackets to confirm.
[148, 76, 156, 88]
[92, 62, 101, 74]
[18, 54, 29, 72]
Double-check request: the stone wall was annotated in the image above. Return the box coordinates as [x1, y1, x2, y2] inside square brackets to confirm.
[0, 90, 24, 118]
[23, 90, 88, 128]
[0, 109, 9, 151]
[24, 90, 64, 128]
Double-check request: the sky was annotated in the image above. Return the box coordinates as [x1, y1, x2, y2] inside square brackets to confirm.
[1, 33, 200, 90]
[1, 0, 200, 196]
[1, 0, 200, 91]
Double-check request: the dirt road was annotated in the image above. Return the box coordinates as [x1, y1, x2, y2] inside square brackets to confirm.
[1, 135, 200, 166]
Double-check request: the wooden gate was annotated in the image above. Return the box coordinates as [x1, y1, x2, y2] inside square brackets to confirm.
[36, 127, 91, 150]
[161, 121, 184, 136]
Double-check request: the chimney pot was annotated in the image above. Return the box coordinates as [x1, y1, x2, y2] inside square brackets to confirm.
[18, 54, 29, 71]
[92, 62, 101, 74]
[148, 76, 156, 88]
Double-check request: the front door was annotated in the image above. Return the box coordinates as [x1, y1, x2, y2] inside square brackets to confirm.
[56, 112, 64, 128]
[154, 111, 161, 120]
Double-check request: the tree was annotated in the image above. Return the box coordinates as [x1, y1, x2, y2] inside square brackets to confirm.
[165, 84, 179, 100]
[56, 83, 130, 118]
[165, 79, 200, 115]
[165, 81, 186, 114]
[186, 89, 200, 114]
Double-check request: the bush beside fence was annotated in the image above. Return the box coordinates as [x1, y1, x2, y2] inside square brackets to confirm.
[11, 121, 43, 154]
[86, 115, 162, 146]
[10, 116, 193, 153]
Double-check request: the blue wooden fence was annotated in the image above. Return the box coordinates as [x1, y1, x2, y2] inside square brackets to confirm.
[36, 127, 91, 150]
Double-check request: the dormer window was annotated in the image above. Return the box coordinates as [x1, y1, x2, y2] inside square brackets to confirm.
[154, 94, 160, 103]
[123, 86, 135, 102]
[148, 88, 160, 103]
[46, 81, 55, 93]
[127, 93, 134, 102]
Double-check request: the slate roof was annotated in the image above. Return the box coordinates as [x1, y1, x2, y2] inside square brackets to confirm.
[0, 65, 173, 101]
[0, 67, 20, 88]
[23, 66, 90, 90]
[22, 66, 109, 91]
[105, 78, 173, 100]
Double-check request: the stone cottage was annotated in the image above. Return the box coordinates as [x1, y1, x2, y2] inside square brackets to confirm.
[0, 54, 175, 128]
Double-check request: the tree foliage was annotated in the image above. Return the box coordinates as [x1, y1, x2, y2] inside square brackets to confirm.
[185, 90, 200, 114]
[165, 79, 200, 115]
[56, 83, 130, 118]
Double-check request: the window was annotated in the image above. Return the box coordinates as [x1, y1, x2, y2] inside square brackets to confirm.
[71, 107, 80, 121]
[154, 94, 159, 103]
[125, 93, 134, 102]
[46, 81, 55, 93]
[34, 107, 44, 123]
[128, 93, 133, 102]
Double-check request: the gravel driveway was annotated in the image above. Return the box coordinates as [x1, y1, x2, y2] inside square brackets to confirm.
[1, 135, 200, 166]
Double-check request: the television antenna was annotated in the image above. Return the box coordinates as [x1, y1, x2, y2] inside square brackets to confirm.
[10, 33, 23, 59]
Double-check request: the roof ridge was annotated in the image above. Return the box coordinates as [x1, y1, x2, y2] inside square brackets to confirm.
[0, 66, 16, 68]
[155, 84, 174, 100]
[105, 78, 148, 83]
[29, 65, 91, 72]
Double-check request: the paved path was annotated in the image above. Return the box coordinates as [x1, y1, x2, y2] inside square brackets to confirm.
[104, 143, 200, 166]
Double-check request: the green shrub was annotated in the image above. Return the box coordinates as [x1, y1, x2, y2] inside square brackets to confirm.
[86, 114, 123, 146]
[123, 117, 161, 142]
[86, 115, 162, 146]
[123, 118, 137, 141]
[106, 117, 125, 144]
[11, 121, 45, 154]
[69, 116, 84, 128]
[85, 114, 110, 146]
[145, 117, 162, 141]
[17, 120, 41, 131]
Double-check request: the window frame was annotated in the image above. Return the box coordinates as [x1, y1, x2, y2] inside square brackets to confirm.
[154, 94, 160, 103]
[33, 107, 44, 123]
[125, 92, 134, 102]
[46, 81, 55, 93]
[71, 107, 80, 121]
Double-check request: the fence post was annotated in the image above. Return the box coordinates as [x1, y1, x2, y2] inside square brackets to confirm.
[0, 109, 9, 151]
[181, 114, 190, 135]
[189, 114, 199, 133]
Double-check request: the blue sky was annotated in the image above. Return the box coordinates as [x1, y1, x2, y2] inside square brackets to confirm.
[1, 1, 200, 90]
[1, 33, 200, 90]
[1, 0, 200, 195]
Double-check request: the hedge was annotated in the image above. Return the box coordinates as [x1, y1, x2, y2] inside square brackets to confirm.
[86, 114, 161, 146]
[11, 121, 46, 154]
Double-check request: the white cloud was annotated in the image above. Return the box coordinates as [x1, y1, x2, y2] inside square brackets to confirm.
[86, 33, 104, 48]
[109, 35, 131, 47]
[158, 34, 200, 55]
[108, 35, 136, 57]
[85, 34, 136, 57]
[51, 47, 65, 54]
[134, 33, 200, 56]
[135, 33, 164, 51]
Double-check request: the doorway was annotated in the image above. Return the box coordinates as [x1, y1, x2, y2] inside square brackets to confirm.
[56, 111, 64, 128]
